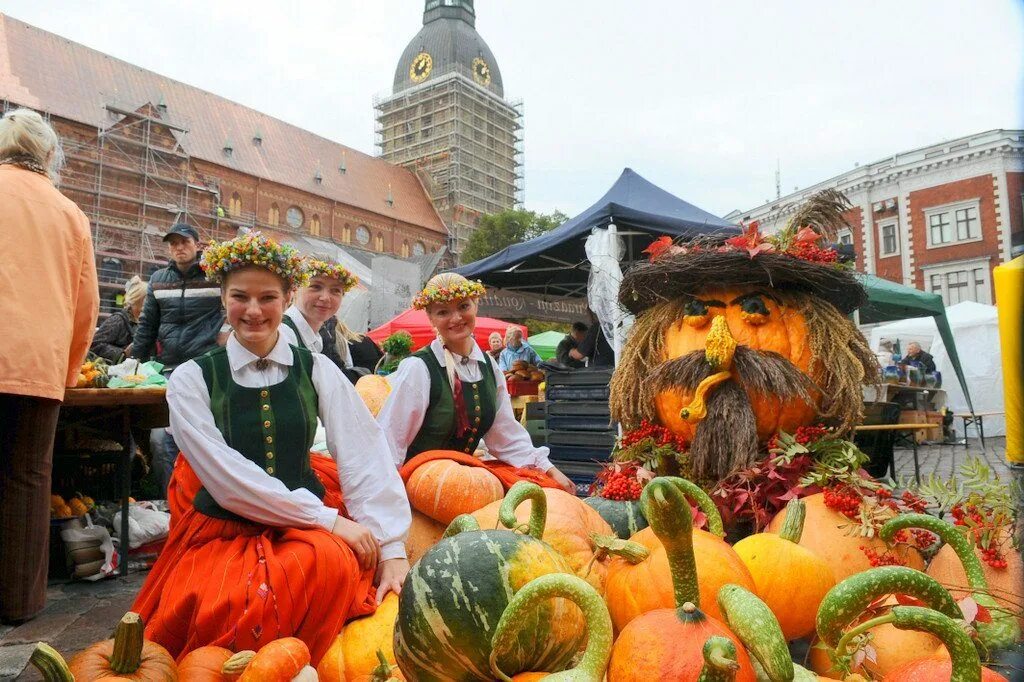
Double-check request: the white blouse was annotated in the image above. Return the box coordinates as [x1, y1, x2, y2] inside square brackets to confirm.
[167, 333, 410, 561]
[280, 306, 323, 353]
[377, 339, 552, 471]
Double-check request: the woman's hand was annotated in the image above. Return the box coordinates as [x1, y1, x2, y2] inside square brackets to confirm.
[332, 516, 380, 570]
[545, 465, 576, 494]
[375, 557, 410, 603]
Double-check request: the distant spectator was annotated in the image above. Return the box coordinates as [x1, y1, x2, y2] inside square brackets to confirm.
[90, 276, 148, 362]
[498, 327, 541, 371]
[486, 332, 503, 362]
[902, 341, 936, 373]
[875, 338, 894, 368]
[575, 310, 614, 367]
[0, 108, 99, 624]
[557, 322, 588, 369]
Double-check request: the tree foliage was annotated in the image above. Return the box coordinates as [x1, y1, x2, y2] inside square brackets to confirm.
[460, 209, 567, 265]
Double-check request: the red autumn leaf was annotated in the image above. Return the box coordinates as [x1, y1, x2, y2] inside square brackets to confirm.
[794, 226, 822, 245]
[958, 596, 993, 624]
[726, 222, 776, 258]
[895, 594, 928, 608]
[643, 235, 674, 262]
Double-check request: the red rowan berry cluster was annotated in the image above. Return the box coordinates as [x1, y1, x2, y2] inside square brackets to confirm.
[793, 425, 831, 445]
[823, 485, 862, 519]
[861, 546, 907, 567]
[601, 471, 643, 501]
[620, 419, 688, 451]
[951, 503, 1010, 569]
[788, 242, 840, 263]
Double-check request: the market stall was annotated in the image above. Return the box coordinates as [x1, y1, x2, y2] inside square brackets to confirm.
[366, 307, 527, 353]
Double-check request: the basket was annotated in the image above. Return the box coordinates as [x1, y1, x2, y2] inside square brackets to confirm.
[507, 380, 540, 397]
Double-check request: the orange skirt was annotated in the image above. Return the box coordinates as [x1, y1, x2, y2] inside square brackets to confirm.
[132, 454, 375, 664]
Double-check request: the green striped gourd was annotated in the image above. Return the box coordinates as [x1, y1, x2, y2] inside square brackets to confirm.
[583, 496, 648, 540]
[393, 482, 585, 682]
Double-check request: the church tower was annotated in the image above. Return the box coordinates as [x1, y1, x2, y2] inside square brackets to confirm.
[375, 0, 523, 262]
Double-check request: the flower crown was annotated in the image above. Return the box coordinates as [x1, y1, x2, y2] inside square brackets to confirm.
[306, 259, 359, 291]
[200, 232, 309, 288]
[412, 275, 487, 309]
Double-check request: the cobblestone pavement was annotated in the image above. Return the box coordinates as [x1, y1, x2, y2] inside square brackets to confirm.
[2, 437, 1020, 679]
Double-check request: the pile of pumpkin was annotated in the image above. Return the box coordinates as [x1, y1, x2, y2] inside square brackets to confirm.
[31, 471, 1023, 681]
[505, 359, 544, 383]
[74, 359, 110, 388]
[50, 492, 94, 520]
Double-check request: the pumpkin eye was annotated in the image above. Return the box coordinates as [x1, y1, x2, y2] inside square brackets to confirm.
[683, 299, 710, 328]
[740, 296, 769, 325]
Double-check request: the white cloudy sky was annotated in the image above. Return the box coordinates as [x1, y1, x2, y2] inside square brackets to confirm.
[4, 0, 1022, 216]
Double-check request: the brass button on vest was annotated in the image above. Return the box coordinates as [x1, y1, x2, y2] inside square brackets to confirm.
[262, 404, 270, 411]
[266, 452, 274, 460]
[266, 466, 275, 474]
[265, 436, 273, 444]
[260, 390, 269, 398]
[263, 420, 271, 428]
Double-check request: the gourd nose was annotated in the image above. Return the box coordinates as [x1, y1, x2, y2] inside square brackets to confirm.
[704, 315, 737, 372]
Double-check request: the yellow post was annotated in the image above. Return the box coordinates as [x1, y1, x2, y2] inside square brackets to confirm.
[994, 255, 1023, 463]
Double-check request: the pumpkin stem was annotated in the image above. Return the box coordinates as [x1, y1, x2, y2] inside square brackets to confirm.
[679, 371, 732, 423]
[662, 476, 725, 537]
[29, 643, 74, 682]
[222, 650, 255, 675]
[697, 636, 740, 682]
[443, 513, 481, 538]
[589, 533, 650, 564]
[705, 315, 737, 371]
[642, 477, 700, 609]
[489, 573, 613, 682]
[715, 584, 793, 681]
[369, 649, 397, 681]
[499, 481, 547, 539]
[881, 513, 1020, 649]
[778, 498, 806, 543]
[815, 566, 962, 650]
[109, 611, 144, 674]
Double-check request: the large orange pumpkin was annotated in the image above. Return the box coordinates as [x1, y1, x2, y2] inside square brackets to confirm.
[766, 492, 923, 581]
[471, 487, 614, 592]
[405, 455, 504, 524]
[655, 287, 818, 444]
[405, 509, 446, 566]
[67, 612, 177, 681]
[318, 593, 400, 682]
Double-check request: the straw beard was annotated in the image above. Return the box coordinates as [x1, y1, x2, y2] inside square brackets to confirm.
[647, 347, 819, 481]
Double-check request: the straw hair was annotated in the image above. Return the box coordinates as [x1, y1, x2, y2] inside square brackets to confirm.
[0, 108, 64, 183]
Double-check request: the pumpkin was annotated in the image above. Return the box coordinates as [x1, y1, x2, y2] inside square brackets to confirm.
[394, 482, 586, 681]
[607, 478, 757, 681]
[814, 566, 965, 678]
[177, 646, 238, 681]
[489, 573, 613, 682]
[766, 492, 924, 582]
[924, 524, 1024, 630]
[405, 509, 446, 566]
[238, 638, 310, 682]
[603, 477, 754, 631]
[881, 513, 1021, 650]
[355, 375, 391, 417]
[732, 497, 835, 639]
[318, 593, 400, 682]
[65, 612, 176, 681]
[472, 487, 614, 592]
[69, 498, 90, 516]
[405, 455, 503, 524]
[583, 496, 647, 540]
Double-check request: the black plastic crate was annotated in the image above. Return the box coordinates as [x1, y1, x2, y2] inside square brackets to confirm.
[546, 385, 610, 402]
[546, 401, 610, 418]
[546, 416, 614, 432]
[547, 430, 617, 448]
[547, 443, 613, 463]
[524, 400, 548, 421]
[544, 367, 613, 388]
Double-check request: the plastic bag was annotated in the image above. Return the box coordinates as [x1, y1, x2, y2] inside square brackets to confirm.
[60, 516, 118, 580]
[106, 359, 167, 388]
[113, 501, 170, 549]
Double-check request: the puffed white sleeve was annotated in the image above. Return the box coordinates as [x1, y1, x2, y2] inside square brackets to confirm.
[375, 356, 431, 467]
[481, 360, 553, 471]
[167, 361, 338, 531]
[314, 355, 411, 561]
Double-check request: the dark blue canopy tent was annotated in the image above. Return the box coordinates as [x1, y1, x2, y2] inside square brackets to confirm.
[454, 168, 739, 296]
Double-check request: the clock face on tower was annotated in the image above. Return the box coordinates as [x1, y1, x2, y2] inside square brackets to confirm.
[472, 57, 491, 86]
[410, 52, 432, 83]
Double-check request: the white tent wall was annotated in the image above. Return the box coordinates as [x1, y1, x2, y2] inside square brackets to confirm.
[868, 301, 1005, 436]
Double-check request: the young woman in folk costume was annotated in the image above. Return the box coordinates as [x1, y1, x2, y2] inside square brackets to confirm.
[279, 258, 358, 354]
[132, 233, 411, 663]
[377, 272, 576, 493]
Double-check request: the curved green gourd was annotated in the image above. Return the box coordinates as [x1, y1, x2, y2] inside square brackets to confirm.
[583, 496, 648, 539]
[29, 643, 74, 682]
[815, 565, 962, 649]
[499, 481, 547, 539]
[489, 574, 613, 682]
[663, 476, 725, 537]
[881, 512, 1021, 649]
[777, 498, 806, 543]
[590, 532, 651, 564]
[697, 636, 740, 682]
[834, 605, 983, 682]
[716, 584, 793, 681]
[443, 513, 481, 538]
[641, 477, 700, 609]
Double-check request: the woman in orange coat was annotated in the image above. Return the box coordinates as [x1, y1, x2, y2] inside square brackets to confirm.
[132, 233, 410, 662]
[0, 108, 99, 624]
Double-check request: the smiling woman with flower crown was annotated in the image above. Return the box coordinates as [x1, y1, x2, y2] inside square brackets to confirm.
[131, 232, 410, 664]
[377, 272, 576, 494]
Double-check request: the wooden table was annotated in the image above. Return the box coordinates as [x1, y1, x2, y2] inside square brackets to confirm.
[953, 411, 1004, 450]
[854, 423, 935, 483]
[59, 387, 169, 576]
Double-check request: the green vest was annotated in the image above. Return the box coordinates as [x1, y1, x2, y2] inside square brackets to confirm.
[281, 314, 307, 350]
[406, 347, 497, 460]
[191, 345, 324, 521]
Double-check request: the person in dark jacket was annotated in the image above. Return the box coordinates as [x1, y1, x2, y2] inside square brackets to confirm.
[573, 311, 614, 367]
[555, 322, 588, 369]
[89, 276, 147, 362]
[902, 341, 936, 373]
[321, 318, 385, 382]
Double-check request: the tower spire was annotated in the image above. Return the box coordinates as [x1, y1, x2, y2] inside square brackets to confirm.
[423, 0, 475, 27]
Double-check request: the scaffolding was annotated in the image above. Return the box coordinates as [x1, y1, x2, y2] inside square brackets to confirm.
[374, 67, 523, 259]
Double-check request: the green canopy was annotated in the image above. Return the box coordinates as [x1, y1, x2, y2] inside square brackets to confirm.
[856, 273, 973, 411]
[527, 330, 566, 361]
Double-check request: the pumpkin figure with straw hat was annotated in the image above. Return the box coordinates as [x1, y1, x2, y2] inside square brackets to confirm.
[611, 191, 878, 486]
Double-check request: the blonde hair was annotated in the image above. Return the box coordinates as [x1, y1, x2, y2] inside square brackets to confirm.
[488, 331, 502, 343]
[334, 318, 364, 345]
[0, 108, 64, 183]
[123, 276, 148, 316]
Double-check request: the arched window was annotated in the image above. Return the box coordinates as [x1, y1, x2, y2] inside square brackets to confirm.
[375, 232, 385, 252]
[400, 240, 410, 258]
[268, 203, 280, 227]
[412, 241, 426, 257]
[355, 225, 370, 246]
[342, 224, 351, 243]
[310, 215, 321, 236]
[229, 192, 242, 216]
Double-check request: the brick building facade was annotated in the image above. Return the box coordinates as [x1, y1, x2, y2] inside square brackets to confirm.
[727, 130, 1024, 307]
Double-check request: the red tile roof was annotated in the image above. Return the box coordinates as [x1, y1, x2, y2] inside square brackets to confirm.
[0, 14, 447, 234]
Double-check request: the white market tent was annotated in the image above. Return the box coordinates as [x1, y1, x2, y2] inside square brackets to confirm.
[869, 301, 1005, 436]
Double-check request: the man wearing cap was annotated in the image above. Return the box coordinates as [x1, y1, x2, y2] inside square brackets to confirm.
[133, 223, 224, 492]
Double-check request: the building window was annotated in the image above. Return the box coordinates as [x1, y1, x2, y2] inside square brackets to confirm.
[400, 240, 410, 258]
[310, 215, 321, 236]
[837, 229, 853, 247]
[922, 259, 991, 305]
[355, 225, 370, 246]
[878, 221, 899, 256]
[925, 200, 982, 248]
[268, 203, 280, 227]
[286, 206, 304, 229]
[342, 224, 351, 243]
[229, 192, 242, 217]
[375, 232, 385, 252]
[412, 241, 426, 257]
